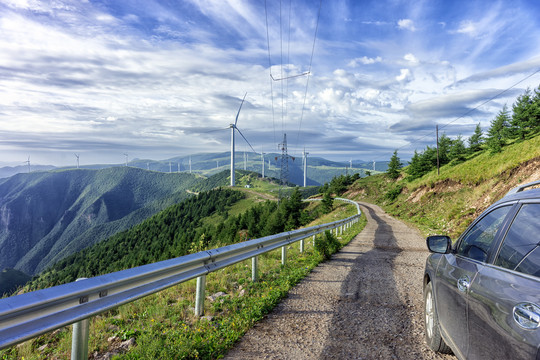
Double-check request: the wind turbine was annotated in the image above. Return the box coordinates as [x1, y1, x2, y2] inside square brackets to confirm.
[302, 148, 309, 187]
[123, 153, 128, 167]
[261, 148, 266, 178]
[229, 93, 255, 187]
[189, 156, 192, 173]
[74, 154, 80, 169]
[23, 156, 30, 173]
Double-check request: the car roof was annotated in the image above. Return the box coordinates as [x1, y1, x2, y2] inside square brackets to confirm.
[495, 180, 540, 205]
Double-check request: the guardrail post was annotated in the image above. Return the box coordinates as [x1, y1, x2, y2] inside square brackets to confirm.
[195, 275, 206, 316]
[71, 278, 89, 360]
[281, 246, 287, 265]
[251, 256, 258, 282]
[300, 238, 304, 253]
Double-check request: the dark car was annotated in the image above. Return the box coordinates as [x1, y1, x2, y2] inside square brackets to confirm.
[423, 180, 540, 360]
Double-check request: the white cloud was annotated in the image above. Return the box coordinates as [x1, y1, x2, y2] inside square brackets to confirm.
[396, 69, 413, 82]
[348, 56, 382, 67]
[397, 19, 416, 32]
[404, 53, 419, 65]
[456, 20, 477, 36]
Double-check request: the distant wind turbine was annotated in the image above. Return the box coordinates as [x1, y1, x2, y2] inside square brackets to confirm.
[74, 154, 80, 169]
[261, 149, 266, 178]
[23, 156, 30, 173]
[229, 93, 256, 186]
[189, 156, 192, 173]
[123, 153, 128, 167]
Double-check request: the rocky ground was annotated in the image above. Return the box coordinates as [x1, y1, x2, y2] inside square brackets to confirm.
[224, 202, 455, 360]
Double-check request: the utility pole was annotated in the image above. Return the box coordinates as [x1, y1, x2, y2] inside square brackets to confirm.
[436, 125, 440, 176]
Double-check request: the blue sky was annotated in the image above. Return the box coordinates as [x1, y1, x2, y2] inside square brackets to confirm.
[1, 0, 540, 167]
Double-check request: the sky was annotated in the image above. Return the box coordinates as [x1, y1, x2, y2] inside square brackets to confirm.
[1, 0, 540, 167]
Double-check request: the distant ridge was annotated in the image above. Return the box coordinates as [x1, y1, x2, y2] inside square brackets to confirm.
[0, 167, 201, 276]
[1, 153, 388, 186]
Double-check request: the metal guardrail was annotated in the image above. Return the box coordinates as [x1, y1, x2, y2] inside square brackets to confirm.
[0, 197, 361, 358]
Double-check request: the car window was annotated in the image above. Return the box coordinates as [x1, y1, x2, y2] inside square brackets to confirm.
[494, 203, 540, 277]
[457, 206, 512, 262]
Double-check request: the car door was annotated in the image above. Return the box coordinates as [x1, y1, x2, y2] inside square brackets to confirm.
[434, 204, 514, 359]
[467, 202, 540, 359]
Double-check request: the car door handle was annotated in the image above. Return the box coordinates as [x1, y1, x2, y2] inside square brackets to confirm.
[457, 276, 470, 292]
[513, 303, 540, 330]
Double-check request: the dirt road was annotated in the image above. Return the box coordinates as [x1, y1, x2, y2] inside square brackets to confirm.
[224, 202, 455, 359]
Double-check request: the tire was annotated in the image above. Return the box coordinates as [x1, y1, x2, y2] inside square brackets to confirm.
[424, 281, 453, 354]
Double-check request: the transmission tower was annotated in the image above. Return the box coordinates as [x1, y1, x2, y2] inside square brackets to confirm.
[279, 133, 289, 187]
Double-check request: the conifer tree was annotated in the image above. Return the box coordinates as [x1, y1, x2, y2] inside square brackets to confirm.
[511, 88, 533, 140]
[468, 123, 483, 153]
[449, 135, 467, 164]
[386, 150, 402, 180]
[487, 105, 511, 153]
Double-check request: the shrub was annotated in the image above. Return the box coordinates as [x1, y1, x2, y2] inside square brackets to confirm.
[314, 230, 341, 260]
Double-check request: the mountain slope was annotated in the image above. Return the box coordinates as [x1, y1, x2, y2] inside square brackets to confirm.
[347, 135, 540, 238]
[0, 167, 201, 275]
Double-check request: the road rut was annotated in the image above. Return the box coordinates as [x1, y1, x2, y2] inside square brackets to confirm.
[224, 202, 454, 360]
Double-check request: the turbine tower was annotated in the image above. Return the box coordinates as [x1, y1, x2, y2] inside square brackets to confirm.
[261, 149, 265, 178]
[189, 156, 192, 173]
[303, 148, 309, 187]
[229, 93, 255, 187]
[123, 153, 128, 167]
[74, 154, 80, 169]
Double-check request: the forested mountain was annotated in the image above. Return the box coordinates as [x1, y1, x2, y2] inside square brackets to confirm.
[27, 187, 318, 290]
[0, 167, 201, 277]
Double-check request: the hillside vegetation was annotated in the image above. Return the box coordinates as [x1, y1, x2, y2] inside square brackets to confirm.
[0, 167, 201, 277]
[346, 134, 539, 238]
[4, 183, 364, 360]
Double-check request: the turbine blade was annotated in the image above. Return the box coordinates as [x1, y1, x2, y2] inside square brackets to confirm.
[235, 127, 256, 154]
[234, 92, 247, 127]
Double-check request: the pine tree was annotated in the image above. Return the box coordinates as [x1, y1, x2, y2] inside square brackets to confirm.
[487, 105, 511, 153]
[511, 88, 534, 140]
[449, 135, 467, 164]
[386, 150, 402, 180]
[437, 133, 452, 166]
[468, 123, 483, 154]
[532, 84, 540, 135]
[321, 191, 333, 214]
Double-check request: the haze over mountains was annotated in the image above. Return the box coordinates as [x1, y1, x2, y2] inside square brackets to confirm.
[0, 152, 388, 185]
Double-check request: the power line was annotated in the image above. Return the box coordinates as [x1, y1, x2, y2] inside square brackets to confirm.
[295, 0, 322, 154]
[374, 67, 540, 163]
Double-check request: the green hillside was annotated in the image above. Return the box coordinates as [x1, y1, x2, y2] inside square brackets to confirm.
[0, 268, 30, 297]
[27, 186, 326, 290]
[0, 167, 202, 276]
[346, 134, 540, 238]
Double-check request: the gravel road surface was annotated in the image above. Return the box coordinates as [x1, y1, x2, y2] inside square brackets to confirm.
[224, 202, 455, 360]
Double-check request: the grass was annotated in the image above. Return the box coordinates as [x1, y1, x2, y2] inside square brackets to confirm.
[349, 135, 540, 239]
[1, 199, 366, 360]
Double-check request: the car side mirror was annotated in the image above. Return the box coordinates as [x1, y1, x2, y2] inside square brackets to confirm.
[426, 235, 452, 254]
